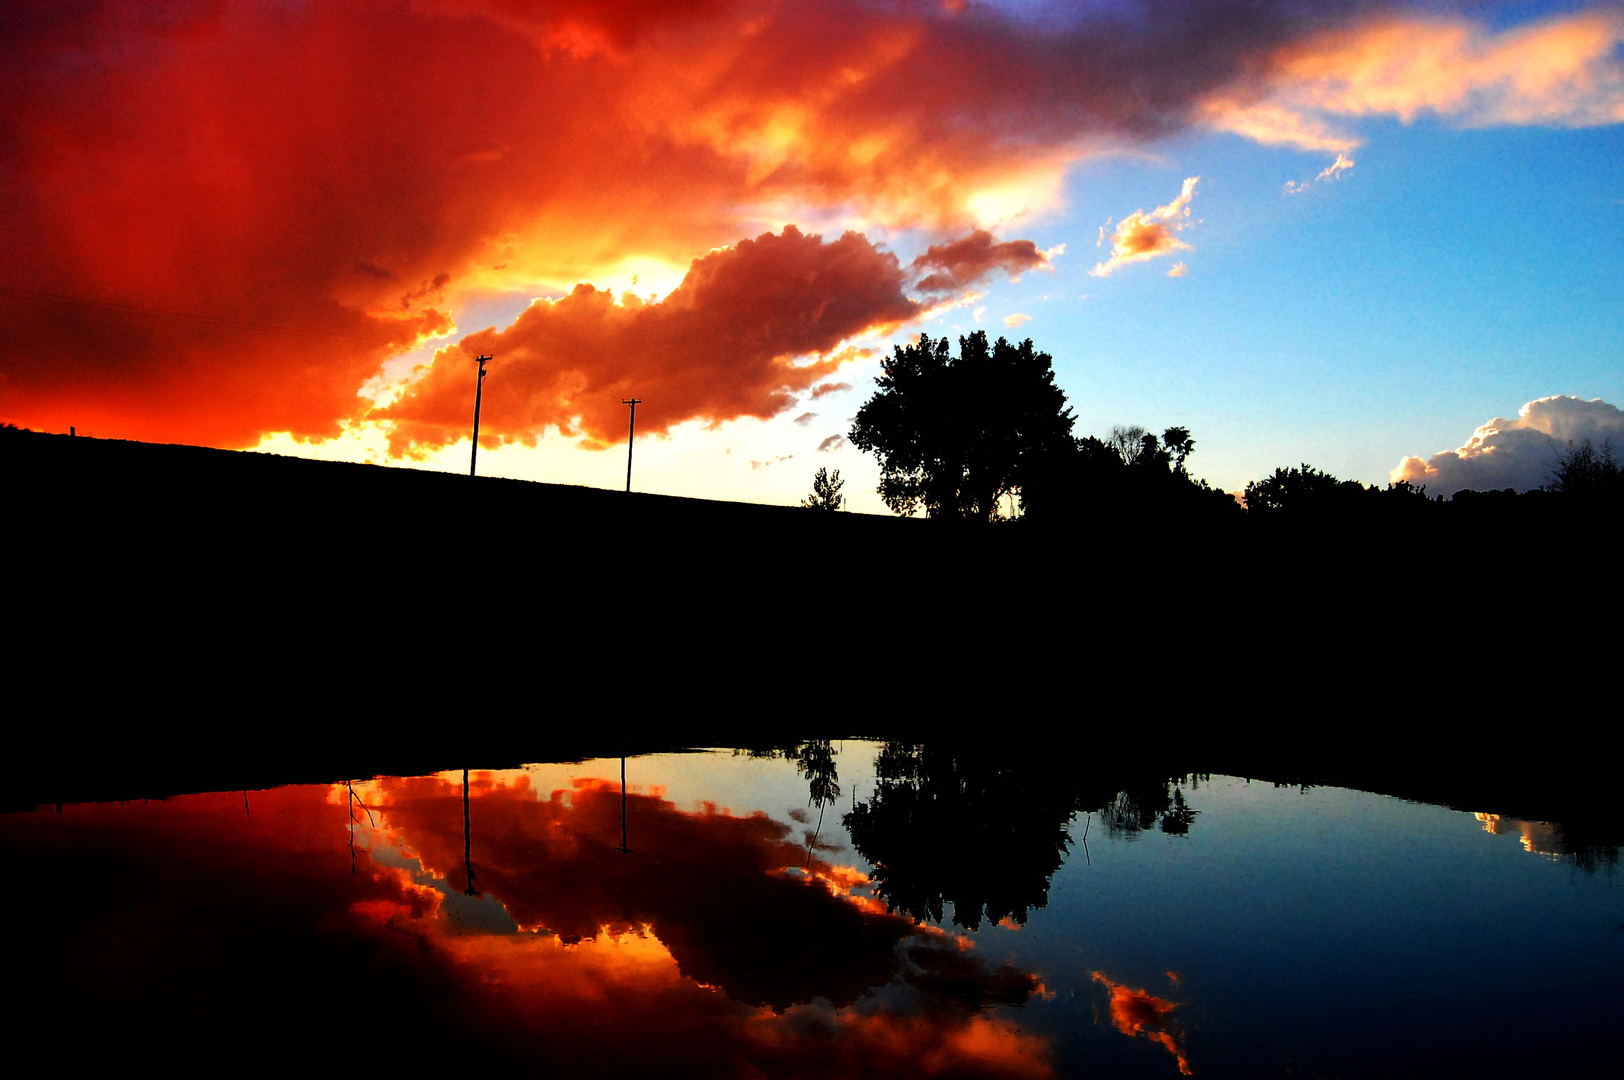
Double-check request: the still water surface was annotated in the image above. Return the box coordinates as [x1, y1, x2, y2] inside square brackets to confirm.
[8, 745, 1619, 1077]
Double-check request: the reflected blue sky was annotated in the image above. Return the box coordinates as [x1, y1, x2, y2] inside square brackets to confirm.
[903, 773, 1623, 1077]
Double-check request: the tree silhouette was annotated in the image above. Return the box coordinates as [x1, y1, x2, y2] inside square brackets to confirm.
[1549, 438, 1621, 499]
[1242, 463, 1365, 512]
[801, 467, 846, 510]
[1106, 425, 1194, 474]
[847, 332, 1075, 521]
[1021, 423, 1236, 525]
[1161, 426, 1194, 476]
[1108, 425, 1154, 466]
[1243, 463, 1436, 515]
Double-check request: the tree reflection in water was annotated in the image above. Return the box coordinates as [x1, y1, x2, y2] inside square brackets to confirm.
[845, 742, 1205, 929]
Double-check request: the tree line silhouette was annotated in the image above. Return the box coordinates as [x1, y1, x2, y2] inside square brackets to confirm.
[824, 333, 1622, 521]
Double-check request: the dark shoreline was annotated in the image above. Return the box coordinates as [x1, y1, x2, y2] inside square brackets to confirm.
[6, 427, 1617, 845]
[7, 734, 1617, 864]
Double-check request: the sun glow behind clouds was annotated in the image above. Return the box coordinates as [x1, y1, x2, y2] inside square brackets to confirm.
[965, 164, 1069, 228]
[596, 255, 692, 304]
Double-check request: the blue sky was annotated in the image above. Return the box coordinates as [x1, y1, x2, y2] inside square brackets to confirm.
[6, 0, 1621, 511]
[356, 96, 1619, 512]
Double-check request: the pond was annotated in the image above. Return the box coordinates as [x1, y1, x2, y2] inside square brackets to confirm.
[6, 743, 1619, 1077]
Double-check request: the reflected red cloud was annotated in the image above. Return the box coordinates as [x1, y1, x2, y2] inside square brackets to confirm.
[6, 780, 1052, 1077]
[2, 0, 1375, 448]
[438, 930, 1053, 1079]
[1474, 813, 1564, 856]
[370, 772, 1044, 1015]
[380, 227, 919, 451]
[1092, 971, 1193, 1075]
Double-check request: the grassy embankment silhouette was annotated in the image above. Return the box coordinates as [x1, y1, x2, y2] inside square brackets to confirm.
[4, 425, 1613, 822]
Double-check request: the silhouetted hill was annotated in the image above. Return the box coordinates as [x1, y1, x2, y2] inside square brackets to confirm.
[4, 429, 1038, 745]
[4, 427, 1615, 799]
[4, 426, 916, 549]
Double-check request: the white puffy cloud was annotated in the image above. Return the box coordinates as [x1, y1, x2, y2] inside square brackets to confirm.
[1390, 395, 1624, 497]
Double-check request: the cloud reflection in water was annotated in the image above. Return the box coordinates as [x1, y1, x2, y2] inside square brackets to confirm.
[7, 772, 1052, 1078]
[1092, 970, 1193, 1076]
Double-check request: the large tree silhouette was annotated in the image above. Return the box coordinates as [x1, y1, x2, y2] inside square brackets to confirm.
[848, 332, 1075, 520]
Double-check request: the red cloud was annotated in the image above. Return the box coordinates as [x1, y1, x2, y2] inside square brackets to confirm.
[912, 231, 1051, 293]
[381, 227, 919, 452]
[0, 0, 1411, 448]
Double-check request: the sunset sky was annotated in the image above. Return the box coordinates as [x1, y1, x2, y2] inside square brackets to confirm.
[4, 0, 1621, 511]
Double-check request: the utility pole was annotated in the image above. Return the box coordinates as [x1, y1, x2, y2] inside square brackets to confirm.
[469, 354, 492, 477]
[616, 755, 632, 855]
[622, 397, 641, 492]
[462, 767, 478, 895]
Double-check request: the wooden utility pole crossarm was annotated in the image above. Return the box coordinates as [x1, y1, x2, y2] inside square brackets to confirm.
[622, 397, 641, 492]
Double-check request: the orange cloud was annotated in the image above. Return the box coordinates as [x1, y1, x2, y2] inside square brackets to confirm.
[0, 0, 1377, 448]
[1205, 9, 1624, 156]
[1090, 178, 1199, 278]
[381, 227, 919, 452]
[912, 231, 1052, 293]
[1199, 97, 1362, 154]
[1272, 10, 1624, 127]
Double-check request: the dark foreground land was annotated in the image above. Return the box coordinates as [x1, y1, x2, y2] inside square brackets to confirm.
[5, 428, 1617, 811]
